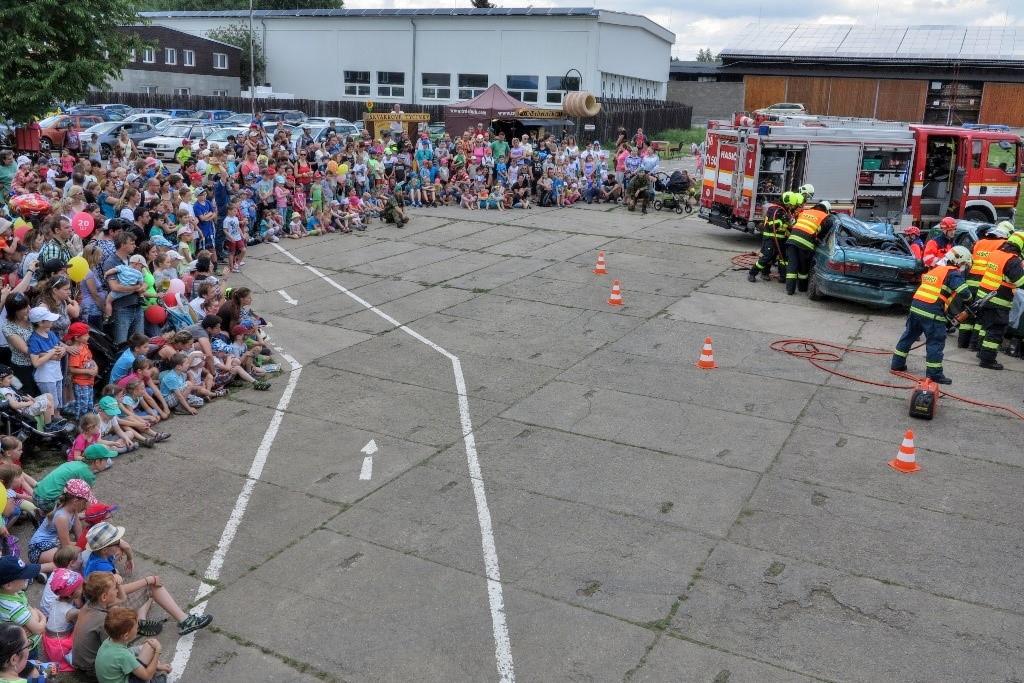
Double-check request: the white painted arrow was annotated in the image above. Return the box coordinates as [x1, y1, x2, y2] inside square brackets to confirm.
[277, 289, 298, 305]
[358, 439, 378, 480]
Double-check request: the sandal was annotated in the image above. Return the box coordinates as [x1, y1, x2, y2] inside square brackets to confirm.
[211, 388, 228, 398]
[140, 437, 155, 449]
[119, 443, 139, 454]
[153, 432, 171, 443]
[252, 380, 271, 391]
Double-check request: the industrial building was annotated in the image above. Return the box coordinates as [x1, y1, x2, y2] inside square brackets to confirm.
[719, 24, 1024, 127]
[139, 7, 673, 106]
[105, 26, 241, 97]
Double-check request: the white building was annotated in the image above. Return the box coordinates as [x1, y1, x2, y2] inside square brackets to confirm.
[140, 7, 673, 105]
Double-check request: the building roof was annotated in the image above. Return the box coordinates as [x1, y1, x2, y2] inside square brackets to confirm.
[120, 24, 241, 52]
[721, 24, 1024, 65]
[670, 60, 722, 75]
[140, 6, 600, 18]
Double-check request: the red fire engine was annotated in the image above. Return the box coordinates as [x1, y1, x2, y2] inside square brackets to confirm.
[699, 113, 1022, 234]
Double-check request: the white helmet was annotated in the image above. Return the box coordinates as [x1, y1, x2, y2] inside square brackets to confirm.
[946, 245, 973, 268]
[990, 224, 1011, 239]
[798, 183, 815, 198]
[814, 200, 831, 213]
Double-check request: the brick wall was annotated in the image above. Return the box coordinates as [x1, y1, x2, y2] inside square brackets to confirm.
[667, 82, 743, 126]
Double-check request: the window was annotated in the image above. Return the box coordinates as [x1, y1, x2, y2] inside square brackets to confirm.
[165, 48, 177, 65]
[545, 75, 579, 104]
[376, 71, 405, 98]
[174, 87, 190, 96]
[212, 89, 228, 97]
[986, 140, 1018, 174]
[142, 47, 155, 63]
[506, 75, 538, 103]
[183, 49, 195, 67]
[457, 73, 488, 99]
[421, 72, 451, 100]
[344, 70, 370, 96]
[972, 140, 983, 168]
[142, 85, 158, 95]
[213, 52, 228, 70]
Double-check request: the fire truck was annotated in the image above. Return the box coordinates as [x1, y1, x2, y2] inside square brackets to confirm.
[699, 113, 1022, 234]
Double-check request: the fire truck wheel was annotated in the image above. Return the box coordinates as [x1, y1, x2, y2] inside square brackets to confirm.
[963, 209, 990, 224]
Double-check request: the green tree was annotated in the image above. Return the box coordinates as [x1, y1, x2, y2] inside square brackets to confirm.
[138, 0, 342, 9]
[696, 48, 716, 63]
[0, 0, 141, 123]
[207, 24, 266, 88]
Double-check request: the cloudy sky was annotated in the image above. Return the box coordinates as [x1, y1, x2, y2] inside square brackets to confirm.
[353, 0, 1024, 60]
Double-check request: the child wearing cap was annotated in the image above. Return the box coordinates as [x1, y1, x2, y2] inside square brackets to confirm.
[99, 386, 168, 444]
[0, 556, 46, 655]
[96, 396, 149, 450]
[32, 460, 97, 515]
[65, 322, 98, 421]
[28, 478, 90, 566]
[0, 363, 58, 430]
[83, 524, 213, 636]
[42, 567, 82, 672]
[159, 353, 200, 416]
[27, 306, 66, 410]
[95, 606, 173, 682]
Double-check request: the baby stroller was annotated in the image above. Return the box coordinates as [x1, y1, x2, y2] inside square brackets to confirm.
[652, 171, 694, 215]
[0, 404, 76, 454]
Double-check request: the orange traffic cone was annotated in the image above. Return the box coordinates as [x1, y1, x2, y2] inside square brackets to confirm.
[695, 337, 717, 369]
[607, 279, 623, 306]
[888, 430, 921, 473]
[593, 251, 608, 275]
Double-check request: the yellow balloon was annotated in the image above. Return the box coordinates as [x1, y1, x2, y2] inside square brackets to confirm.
[67, 255, 89, 283]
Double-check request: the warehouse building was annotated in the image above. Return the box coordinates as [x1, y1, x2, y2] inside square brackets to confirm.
[105, 26, 241, 97]
[667, 60, 742, 125]
[140, 7, 673, 105]
[719, 24, 1024, 127]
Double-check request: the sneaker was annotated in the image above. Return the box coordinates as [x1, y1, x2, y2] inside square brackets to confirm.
[260, 363, 281, 373]
[177, 613, 213, 636]
[270, 235, 280, 243]
[138, 618, 165, 637]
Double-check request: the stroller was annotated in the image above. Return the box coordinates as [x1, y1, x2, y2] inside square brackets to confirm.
[0, 402, 76, 454]
[652, 171, 695, 214]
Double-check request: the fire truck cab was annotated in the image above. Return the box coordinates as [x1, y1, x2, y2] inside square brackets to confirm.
[699, 114, 1022, 234]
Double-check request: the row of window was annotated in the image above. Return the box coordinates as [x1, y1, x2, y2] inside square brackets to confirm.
[139, 86, 229, 96]
[600, 73, 660, 100]
[341, 71, 580, 102]
[131, 47, 228, 70]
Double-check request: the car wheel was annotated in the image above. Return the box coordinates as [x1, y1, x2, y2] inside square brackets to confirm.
[39, 137, 52, 153]
[964, 208, 990, 223]
[807, 266, 823, 301]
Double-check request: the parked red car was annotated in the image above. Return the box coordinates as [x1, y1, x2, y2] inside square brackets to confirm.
[37, 114, 104, 153]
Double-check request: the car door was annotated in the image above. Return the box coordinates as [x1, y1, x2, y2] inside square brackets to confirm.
[128, 123, 154, 142]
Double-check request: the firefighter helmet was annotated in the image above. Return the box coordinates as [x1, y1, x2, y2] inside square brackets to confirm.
[989, 224, 1011, 239]
[814, 201, 831, 213]
[938, 216, 957, 232]
[798, 183, 815, 199]
[904, 226, 921, 238]
[1007, 233, 1024, 253]
[781, 191, 803, 208]
[946, 245, 972, 268]
[995, 220, 1015, 235]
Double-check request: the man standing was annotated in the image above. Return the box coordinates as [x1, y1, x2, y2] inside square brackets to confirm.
[38, 216, 75, 264]
[749, 191, 801, 282]
[891, 246, 973, 384]
[102, 232, 145, 345]
[957, 222, 1010, 350]
[490, 131, 509, 166]
[785, 201, 832, 295]
[975, 233, 1024, 370]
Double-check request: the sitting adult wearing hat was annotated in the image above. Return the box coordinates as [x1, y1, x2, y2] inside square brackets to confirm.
[82, 523, 213, 637]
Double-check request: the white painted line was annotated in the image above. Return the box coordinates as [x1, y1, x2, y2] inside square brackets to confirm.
[271, 242, 515, 681]
[277, 289, 298, 305]
[168, 348, 303, 682]
[361, 439, 378, 455]
[359, 456, 373, 480]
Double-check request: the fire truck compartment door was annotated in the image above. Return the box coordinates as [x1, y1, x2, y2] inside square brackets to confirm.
[805, 144, 860, 203]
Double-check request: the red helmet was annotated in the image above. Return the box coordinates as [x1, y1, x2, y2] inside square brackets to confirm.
[939, 216, 956, 231]
[904, 226, 921, 238]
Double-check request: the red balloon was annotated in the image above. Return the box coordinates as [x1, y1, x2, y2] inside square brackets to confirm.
[9, 193, 50, 217]
[162, 292, 179, 308]
[72, 211, 95, 238]
[144, 305, 168, 326]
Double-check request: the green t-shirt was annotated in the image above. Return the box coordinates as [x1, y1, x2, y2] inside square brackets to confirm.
[490, 140, 509, 160]
[95, 639, 140, 683]
[34, 461, 95, 504]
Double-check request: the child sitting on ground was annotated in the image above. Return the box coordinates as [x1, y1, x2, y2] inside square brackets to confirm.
[42, 567, 82, 673]
[0, 555, 47, 655]
[96, 606, 173, 682]
[97, 396, 150, 451]
[70, 413, 130, 460]
[40, 545, 82, 616]
[0, 363, 59, 431]
[0, 464, 36, 530]
[159, 353, 201, 416]
[99, 386, 169, 444]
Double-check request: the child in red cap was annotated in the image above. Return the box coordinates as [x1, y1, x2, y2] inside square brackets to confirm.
[65, 322, 97, 420]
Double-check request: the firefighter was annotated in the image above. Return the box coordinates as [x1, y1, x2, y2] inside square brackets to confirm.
[975, 232, 1024, 370]
[891, 245, 974, 385]
[784, 200, 831, 296]
[748, 191, 801, 282]
[956, 222, 1010, 350]
[626, 168, 651, 214]
[903, 225, 925, 260]
[922, 216, 957, 267]
[797, 184, 815, 201]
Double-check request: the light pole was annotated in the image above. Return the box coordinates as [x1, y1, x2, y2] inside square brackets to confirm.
[249, 0, 256, 117]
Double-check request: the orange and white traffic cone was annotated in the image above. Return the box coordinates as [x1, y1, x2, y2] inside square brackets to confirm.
[888, 429, 921, 473]
[593, 250, 608, 275]
[695, 337, 717, 369]
[607, 279, 623, 306]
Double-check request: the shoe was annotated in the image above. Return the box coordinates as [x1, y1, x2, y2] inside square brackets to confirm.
[153, 432, 171, 443]
[979, 360, 1004, 370]
[260, 363, 281, 373]
[747, 272, 757, 282]
[890, 364, 907, 372]
[138, 618, 165, 637]
[177, 613, 213, 636]
[140, 437, 155, 449]
[929, 374, 953, 385]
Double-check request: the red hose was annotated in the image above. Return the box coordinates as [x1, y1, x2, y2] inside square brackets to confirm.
[771, 338, 1024, 421]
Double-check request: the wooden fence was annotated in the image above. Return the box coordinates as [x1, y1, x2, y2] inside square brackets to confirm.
[86, 92, 692, 139]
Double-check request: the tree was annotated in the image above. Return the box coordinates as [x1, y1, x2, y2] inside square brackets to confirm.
[207, 24, 266, 88]
[0, 0, 141, 123]
[696, 48, 716, 63]
[138, 0, 342, 9]
[471, 0, 497, 7]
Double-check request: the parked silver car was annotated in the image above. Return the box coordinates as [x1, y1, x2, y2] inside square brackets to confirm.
[82, 121, 157, 158]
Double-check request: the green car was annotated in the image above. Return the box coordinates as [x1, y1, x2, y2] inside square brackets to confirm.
[808, 215, 923, 308]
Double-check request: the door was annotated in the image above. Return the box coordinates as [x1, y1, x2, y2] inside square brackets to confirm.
[976, 138, 1021, 203]
[804, 143, 860, 210]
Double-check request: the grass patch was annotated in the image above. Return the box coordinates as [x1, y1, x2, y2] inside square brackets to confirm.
[652, 128, 706, 158]
[1016, 180, 1024, 230]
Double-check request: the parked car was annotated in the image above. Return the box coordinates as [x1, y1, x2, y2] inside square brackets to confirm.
[223, 113, 255, 125]
[165, 109, 197, 119]
[139, 122, 217, 161]
[123, 113, 171, 127]
[82, 121, 157, 158]
[263, 109, 307, 123]
[37, 114, 105, 152]
[951, 220, 996, 249]
[130, 108, 170, 115]
[807, 214, 923, 308]
[66, 108, 124, 122]
[154, 117, 200, 132]
[755, 102, 807, 116]
[310, 120, 361, 141]
[194, 109, 235, 122]
[191, 126, 248, 152]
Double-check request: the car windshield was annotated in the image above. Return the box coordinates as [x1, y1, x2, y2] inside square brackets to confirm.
[161, 125, 192, 138]
[84, 121, 121, 134]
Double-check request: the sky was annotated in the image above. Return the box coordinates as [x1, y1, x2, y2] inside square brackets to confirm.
[350, 0, 1024, 60]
